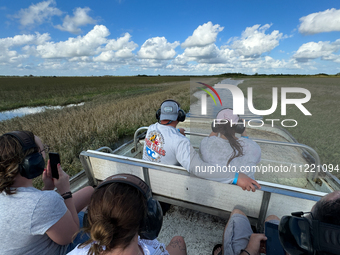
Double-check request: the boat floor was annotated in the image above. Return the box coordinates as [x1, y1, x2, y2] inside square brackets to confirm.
[158, 205, 226, 255]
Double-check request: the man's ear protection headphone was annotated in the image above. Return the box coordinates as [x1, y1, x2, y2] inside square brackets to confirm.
[211, 108, 245, 134]
[3, 131, 45, 179]
[279, 211, 340, 255]
[95, 173, 163, 240]
[156, 99, 186, 122]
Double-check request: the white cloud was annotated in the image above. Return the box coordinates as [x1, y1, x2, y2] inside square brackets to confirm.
[299, 8, 340, 35]
[0, 33, 50, 65]
[12, 0, 62, 27]
[0, 33, 50, 49]
[181, 22, 224, 48]
[93, 33, 138, 62]
[175, 23, 284, 67]
[104, 33, 137, 52]
[36, 25, 109, 58]
[230, 24, 283, 58]
[293, 39, 340, 62]
[137, 37, 179, 60]
[183, 44, 219, 59]
[55, 7, 96, 34]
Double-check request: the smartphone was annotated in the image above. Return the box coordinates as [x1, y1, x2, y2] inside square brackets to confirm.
[49, 152, 60, 179]
[265, 221, 286, 255]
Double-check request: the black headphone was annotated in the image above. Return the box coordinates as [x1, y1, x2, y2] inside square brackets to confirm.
[95, 173, 163, 240]
[156, 99, 186, 122]
[3, 131, 45, 179]
[211, 108, 245, 134]
[279, 211, 340, 255]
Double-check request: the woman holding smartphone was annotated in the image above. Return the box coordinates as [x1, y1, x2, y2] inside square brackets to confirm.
[0, 130, 94, 255]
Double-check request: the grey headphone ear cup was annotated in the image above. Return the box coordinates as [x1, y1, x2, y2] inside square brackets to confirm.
[211, 121, 218, 133]
[19, 153, 45, 179]
[177, 109, 186, 122]
[235, 119, 245, 134]
[139, 198, 163, 240]
[156, 108, 161, 120]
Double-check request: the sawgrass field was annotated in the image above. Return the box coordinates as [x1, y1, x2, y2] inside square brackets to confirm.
[238, 77, 340, 177]
[0, 75, 339, 187]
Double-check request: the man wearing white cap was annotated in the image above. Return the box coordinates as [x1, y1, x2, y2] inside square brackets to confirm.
[143, 100, 190, 169]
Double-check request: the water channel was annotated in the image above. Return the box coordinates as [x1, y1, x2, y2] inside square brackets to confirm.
[0, 102, 85, 122]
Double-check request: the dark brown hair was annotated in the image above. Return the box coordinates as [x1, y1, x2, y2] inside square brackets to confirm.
[213, 123, 244, 166]
[0, 131, 38, 195]
[80, 182, 146, 255]
[313, 195, 340, 255]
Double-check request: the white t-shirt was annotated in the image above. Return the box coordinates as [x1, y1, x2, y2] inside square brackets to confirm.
[67, 237, 170, 255]
[143, 123, 191, 170]
[200, 136, 261, 182]
[0, 187, 68, 255]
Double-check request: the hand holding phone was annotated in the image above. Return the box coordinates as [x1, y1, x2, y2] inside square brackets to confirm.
[49, 152, 60, 179]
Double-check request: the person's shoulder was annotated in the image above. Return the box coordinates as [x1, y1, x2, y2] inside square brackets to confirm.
[147, 122, 158, 129]
[240, 137, 261, 155]
[14, 187, 48, 200]
[202, 135, 226, 144]
[36, 190, 64, 207]
[241, 137, 259, 146]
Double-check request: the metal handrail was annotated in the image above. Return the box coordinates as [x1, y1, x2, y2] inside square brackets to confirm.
[96, 146, 113, 153]
[134, 126, 149, 151]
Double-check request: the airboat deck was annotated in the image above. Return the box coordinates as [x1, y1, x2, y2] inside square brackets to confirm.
[70, 118, 340, 255]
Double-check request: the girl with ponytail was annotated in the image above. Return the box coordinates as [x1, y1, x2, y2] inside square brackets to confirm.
[199, 109, 261, 191]
[67, 179, 187, 255]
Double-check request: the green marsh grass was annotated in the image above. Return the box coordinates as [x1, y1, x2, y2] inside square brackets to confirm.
[238, 77, 340, 177]
[0, 76, 191, 188]
[0, 76, 189, 111]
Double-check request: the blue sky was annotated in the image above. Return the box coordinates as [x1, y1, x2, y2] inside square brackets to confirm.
[0, 0, 340, 76]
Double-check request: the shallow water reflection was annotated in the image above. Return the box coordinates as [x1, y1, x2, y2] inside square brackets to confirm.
[0, 102, 85, 121]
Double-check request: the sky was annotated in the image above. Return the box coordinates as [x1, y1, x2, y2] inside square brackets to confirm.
[0, 0, 340, 76]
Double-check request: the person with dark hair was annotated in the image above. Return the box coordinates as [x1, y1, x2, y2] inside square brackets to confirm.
[67, 174, 187, 255]
[199, 109, 261, 191]
[306, 190, 340, 255]
[0, 131, 94, 255]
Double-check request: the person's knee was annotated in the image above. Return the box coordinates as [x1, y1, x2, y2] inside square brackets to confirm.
[83, 186, 95, 193]
[170, 236, 186, 249]
[265, 215, 280, 222]
[170, 236, 186, 245]
[231, 208, 246, 217]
